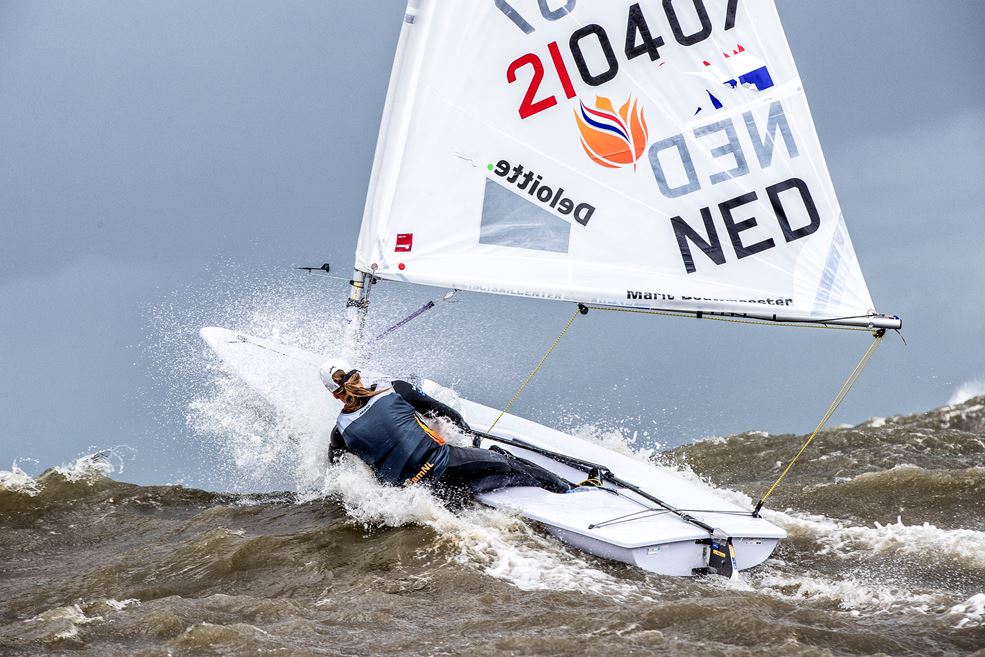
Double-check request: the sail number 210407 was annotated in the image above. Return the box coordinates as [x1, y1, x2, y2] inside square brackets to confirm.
[498, 0, 739, 119]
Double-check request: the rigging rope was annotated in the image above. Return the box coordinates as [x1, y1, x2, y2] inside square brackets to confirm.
[486, 302, 877, 436]
[484, 302, 885, 508]
[752, 332, 884, 516]
[487, 306, 582, 434]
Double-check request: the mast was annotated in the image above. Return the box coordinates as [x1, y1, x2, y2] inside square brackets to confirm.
[340, 268, 373, 362]
[343, 1, 426, 362]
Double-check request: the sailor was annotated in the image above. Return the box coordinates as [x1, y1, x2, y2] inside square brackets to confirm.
[320, 359, 579, 498]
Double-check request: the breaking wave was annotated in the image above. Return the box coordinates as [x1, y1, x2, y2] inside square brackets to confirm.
[3, 396, 984, 656]
[3, 273, 981, 656]
[950, 377, 985, 405]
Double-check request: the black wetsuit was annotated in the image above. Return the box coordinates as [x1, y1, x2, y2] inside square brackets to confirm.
[329, 381, 570, 496]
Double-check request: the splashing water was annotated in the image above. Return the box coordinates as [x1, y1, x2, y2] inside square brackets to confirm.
[949, 377, 985, 405]
[96, 269, 982, 657]
[0, 460, 41, 496]
[1, 449, 134, 494]
[314, 456, 649, 598]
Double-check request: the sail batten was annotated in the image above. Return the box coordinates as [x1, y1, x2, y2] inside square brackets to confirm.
[357, 0, 893, 326]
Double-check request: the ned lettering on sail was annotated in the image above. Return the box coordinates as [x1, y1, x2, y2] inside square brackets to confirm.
[649, 100, 820, 274]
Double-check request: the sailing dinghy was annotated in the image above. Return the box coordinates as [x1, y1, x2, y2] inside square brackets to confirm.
[201, 325, 784, 577]
[202, 0, 899, 577]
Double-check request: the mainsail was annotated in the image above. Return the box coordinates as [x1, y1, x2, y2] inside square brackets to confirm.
[357, 0, 899, 328]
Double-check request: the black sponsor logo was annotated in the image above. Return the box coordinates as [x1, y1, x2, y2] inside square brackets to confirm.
[490, 159, 596, 226]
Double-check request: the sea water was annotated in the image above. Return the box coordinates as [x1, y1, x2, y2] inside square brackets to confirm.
[1, 276, 982, 657]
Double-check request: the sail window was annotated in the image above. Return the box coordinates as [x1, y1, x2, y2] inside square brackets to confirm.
[479, 179, 571, 253]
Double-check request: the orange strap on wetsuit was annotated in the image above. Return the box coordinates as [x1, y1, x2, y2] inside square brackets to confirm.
[401, 416, 447, 486]
[415, 414, 446, 445]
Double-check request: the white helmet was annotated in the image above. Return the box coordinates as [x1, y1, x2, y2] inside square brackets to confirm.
[319, 358, 354, 393]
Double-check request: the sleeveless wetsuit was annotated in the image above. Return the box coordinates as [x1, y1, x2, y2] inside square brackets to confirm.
[329, 381, 571, 494]
[333, 389, 450, 486]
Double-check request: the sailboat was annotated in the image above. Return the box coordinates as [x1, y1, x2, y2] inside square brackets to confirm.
[202, 0, 900, 577]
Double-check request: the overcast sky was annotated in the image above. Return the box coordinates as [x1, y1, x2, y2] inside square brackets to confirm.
[2, 1, 983, 489]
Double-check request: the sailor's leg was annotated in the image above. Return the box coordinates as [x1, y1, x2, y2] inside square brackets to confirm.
[437, 446, 572, 494]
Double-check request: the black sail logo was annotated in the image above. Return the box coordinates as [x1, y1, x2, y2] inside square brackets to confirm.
[488, 159, 595, 226]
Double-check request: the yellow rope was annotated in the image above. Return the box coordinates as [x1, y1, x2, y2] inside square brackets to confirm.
[753, 333, 884, 514]
[482, 300, 884, 514]
[487, 307, 582, 434]
[583, 305, 871, 331]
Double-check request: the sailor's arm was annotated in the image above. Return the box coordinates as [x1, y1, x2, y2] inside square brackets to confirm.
[391, 380, 471, 432]
[329, 426, 349, 464]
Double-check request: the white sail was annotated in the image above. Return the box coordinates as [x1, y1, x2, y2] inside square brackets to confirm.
[358, 0, 893, 325]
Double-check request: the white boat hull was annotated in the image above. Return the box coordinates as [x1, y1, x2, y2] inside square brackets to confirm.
[200, 326, 786, 576]
[542, 526, 779, 577]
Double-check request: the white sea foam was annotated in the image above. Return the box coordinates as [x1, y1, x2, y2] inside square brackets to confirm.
[151, 271, 354, 492]
[947, 593, 985, 629]
[25, 604, 101, 641]
[23, 598, 140, 642]
[315, 457, 648, 599]
[187, 369, 320, 490]
[103, 598, 140, 611]
[747, 570, 944, 615]
[681, 465, 985, 573]
[734, 509, 983, 618]
[51, 450, 122, 482]
[777, 511, 985, 568]
[948, 377, 985, 405]
[569, 423, 660, 463]
[1, 450, 133, 495]
[192, 358, 981, 615]
[0, 461, 41, 496]
[629, 459, 985, 616]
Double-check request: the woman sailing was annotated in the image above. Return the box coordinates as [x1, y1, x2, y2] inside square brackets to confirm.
[321, 360, 597, 498]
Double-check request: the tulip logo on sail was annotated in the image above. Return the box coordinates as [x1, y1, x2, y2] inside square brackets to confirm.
[574, 96, 649, 171]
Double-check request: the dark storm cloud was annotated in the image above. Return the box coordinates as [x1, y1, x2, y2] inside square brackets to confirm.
[1, 1, 982, 485]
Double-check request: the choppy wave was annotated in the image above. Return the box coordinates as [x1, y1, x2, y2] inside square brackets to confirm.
[3, 397, 984, 656]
